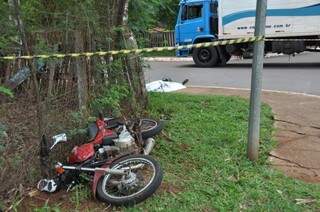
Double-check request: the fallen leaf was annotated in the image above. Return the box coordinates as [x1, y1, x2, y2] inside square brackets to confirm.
[28, 190, 40, 197]
[295, 198, 316, 205]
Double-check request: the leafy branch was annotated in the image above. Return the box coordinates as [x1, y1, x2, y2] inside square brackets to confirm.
[0, 86, 14, 98]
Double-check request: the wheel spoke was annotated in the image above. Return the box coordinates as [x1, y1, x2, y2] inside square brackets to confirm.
[101, 157, 156, 199]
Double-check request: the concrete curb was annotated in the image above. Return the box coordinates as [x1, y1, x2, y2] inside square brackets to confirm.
[143, 53, 283, 62]
[187, 85, 320, 99]
[143, 57, 193, 62]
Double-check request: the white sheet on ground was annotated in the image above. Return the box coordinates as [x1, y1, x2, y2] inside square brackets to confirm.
[146, 80, 186, 92]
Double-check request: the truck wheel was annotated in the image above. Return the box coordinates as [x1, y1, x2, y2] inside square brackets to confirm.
[192, 47, 219, 67]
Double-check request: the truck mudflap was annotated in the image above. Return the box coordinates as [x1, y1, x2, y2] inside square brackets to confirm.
[216, 46, 227, 65]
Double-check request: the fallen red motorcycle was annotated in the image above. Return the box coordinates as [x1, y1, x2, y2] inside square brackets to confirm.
[37, 114, 164, 206]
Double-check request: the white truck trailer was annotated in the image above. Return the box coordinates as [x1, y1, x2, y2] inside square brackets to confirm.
[175, 0, 320, 67]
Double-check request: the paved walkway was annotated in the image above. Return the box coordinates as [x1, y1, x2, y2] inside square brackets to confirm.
[180, 87, 320, 183]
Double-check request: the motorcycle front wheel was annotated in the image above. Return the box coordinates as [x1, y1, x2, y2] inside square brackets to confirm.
[96, 154, 163, 206]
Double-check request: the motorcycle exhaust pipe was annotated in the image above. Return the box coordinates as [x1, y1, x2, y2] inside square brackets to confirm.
[144, 138, 155, 155]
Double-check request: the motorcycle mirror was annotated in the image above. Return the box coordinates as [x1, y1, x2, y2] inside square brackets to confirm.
[50, 133, 67, 150]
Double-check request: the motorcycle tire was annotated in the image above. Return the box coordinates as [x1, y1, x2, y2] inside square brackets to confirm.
[140, 119, 164, 139]
[96, 154, 163, 206]
[99, 118, 163, 139]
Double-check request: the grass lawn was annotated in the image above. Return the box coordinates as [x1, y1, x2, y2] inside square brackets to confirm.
[129, 93, 320, 211]
[31, 93, 320, 211]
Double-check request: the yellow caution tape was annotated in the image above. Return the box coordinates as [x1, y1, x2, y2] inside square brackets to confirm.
[265, 38, 320, 42]
[0, 36, 265, 61]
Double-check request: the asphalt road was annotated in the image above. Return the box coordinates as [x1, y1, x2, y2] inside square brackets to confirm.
[146, 52, 320, 95]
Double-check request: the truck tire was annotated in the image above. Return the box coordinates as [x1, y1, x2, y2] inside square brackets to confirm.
[192, 47, 219, 67]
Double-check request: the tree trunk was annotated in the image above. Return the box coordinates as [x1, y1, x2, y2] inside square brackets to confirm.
[10, 0, 48, 177]
[74, 31, 88, 111]
[115, 0, 148, 112]
[10, 0, 43, 133]
[47, 61, 55, 97]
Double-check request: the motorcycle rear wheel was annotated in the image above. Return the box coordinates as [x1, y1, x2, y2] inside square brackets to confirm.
[96, 154, 163, 206]
[140, 119, 163, 139]
[89, 118, 163, 141]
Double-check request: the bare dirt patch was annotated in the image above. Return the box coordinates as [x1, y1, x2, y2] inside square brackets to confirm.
[20, 190, 110, 212]
[180, 87, 320, 183]
[0, 94, 80, 210]
[160, 182, 183, 194]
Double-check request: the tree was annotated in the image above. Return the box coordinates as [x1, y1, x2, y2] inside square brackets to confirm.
[115, 0, 148, 110]
[91, 0, 148, 114]
[1, 0, 149, 114]
[128, 0, 180, 32]
[0, 0, 151, 179]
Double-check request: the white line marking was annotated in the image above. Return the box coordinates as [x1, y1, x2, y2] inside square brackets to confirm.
[144, 53, 284, 62]
[143, 57, 193, 62]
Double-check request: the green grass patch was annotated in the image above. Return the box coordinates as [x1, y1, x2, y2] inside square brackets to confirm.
[70, 184, 91, 209]
[130, 92, 320, 211]
[142, 50, 175, 57]
[34, 201, 61, 212]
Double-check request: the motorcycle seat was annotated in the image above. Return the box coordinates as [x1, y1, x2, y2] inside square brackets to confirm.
[88, 123, 98, 141]
[87, 123, 118, 145]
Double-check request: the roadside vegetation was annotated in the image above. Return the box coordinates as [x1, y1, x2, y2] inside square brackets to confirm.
[26, 93, 319, 211]
[142, 50, 176, 58]
[0, 86, 13, 98]
[129, 0, 179, 32]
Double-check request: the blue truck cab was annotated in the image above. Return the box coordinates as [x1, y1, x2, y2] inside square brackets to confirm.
[175, 0, 224, 67]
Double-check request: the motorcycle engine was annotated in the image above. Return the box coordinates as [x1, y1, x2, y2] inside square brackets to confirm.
[113, 126, 136, 153]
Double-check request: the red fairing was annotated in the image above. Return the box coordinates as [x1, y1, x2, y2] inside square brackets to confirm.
[68, 118, 114, 164]
[68, 143, 95, 164]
